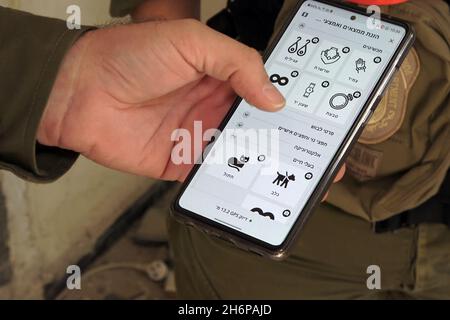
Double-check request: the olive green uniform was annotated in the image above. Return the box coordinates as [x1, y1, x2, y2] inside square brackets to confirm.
[1, 0, 449, 299]
[167, 0, 450, 299]
[0, 6, 91, 182]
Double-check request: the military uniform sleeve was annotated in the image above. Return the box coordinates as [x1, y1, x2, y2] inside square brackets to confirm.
[0, 6, 94, 182]
[110, 0, 146, 17]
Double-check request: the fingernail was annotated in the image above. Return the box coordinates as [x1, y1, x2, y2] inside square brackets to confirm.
[263, 83, 285, 109]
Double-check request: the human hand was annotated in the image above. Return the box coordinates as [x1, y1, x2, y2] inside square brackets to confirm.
[37, 19, 286, 181]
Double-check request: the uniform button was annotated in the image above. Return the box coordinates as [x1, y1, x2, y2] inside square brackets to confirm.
[145, 260, 169, 282]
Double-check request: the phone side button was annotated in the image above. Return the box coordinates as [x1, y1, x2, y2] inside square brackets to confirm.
[378, 67, 399, 101]
[370, 95, 383, 112]
[362, 109, 375, 127]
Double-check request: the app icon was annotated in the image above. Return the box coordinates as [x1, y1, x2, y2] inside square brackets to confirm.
[273, 171, 296, 189]
[288, 36, 319, 57]
[303, 82, 316, 98]
[321, 47, 341, 64]
[329, 91, 361, 110]
[355, 58, 367, 73]
[227, 156, 250, 172]
[250, 207, 275, 221]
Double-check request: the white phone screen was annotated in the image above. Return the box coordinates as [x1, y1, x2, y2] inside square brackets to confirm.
[178, 0, 407, 246]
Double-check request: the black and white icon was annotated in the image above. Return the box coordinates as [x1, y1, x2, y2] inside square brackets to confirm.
[355, 58, 367, 73]
[291, 70, 299, 78]
[250, 207, 275, 220]
[257, 155, 266, 162]
[288, 37, 302, 55]
[288, 36, 319, 57]
[322, 80, 330, 88]
[270, 73, 290, 86]
[329, 91, 362, 110]
[305, 172, 313, 180]
[303, 83, 316, 98]
[273, 171, 296, 189]
[374, 56, 382, 64]
[321, 47, 341, 64]
[282, 209, 291, 218]
[227, 156, 249, 172]
[342, 47, 351, 54]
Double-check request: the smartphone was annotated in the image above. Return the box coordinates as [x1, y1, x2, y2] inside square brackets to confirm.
[172, 0, 415, 259]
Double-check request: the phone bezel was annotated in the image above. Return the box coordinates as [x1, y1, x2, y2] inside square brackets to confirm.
[172, 0, 416, 259]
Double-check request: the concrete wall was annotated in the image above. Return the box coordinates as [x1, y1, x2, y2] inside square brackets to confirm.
[201, 0, 226, 22]
[0, 0, 226, 299]
[0, 164, 152, 299]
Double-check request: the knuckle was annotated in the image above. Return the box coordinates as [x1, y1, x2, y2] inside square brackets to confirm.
[247, 48, 263, 62]
[177, 19, 205, 46]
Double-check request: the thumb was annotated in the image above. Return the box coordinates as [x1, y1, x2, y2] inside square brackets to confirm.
[169, 19, 286, 111]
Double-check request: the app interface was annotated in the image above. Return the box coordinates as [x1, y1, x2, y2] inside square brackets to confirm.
[179, 0, 406, 246]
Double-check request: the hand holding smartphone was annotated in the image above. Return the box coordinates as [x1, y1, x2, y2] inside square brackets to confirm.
[173, 0, 415, 259]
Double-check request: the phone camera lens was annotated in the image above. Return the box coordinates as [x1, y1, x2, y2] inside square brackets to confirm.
[351, 15, 356, 21]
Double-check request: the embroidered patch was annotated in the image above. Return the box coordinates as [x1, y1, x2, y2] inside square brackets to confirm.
[347, 144, 384, 181]
[359, 48, 420, 144]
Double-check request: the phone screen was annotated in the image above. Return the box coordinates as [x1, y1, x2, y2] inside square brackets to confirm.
[178, 0, 407, 247]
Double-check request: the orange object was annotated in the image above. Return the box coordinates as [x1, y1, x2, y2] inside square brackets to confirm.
[348, 0, 408, 5]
